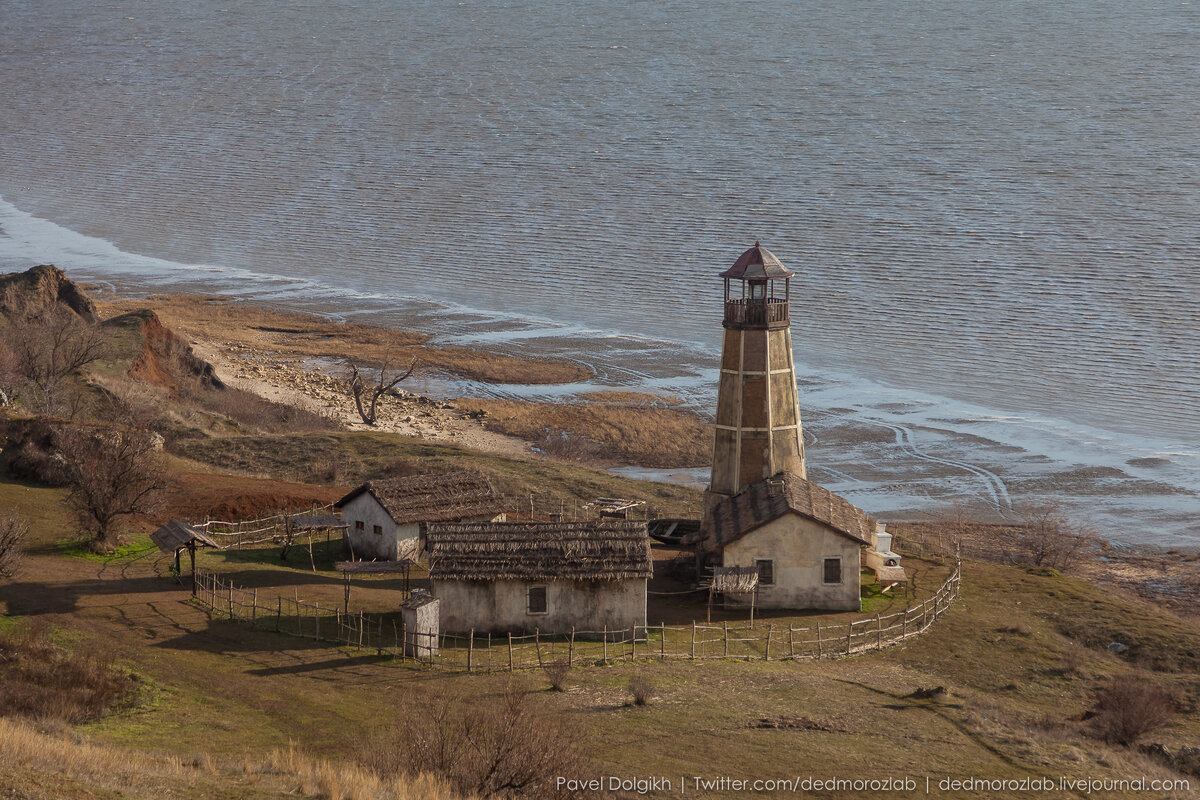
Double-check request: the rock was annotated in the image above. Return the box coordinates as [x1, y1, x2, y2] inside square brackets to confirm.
[1107, 642, 1128, 654]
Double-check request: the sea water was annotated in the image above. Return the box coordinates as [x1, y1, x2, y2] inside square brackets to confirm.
[1, 0, 1197, 545]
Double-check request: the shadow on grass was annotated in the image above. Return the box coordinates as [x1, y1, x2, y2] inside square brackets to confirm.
[247, 654, 393, 676]
[0, 576, 175, 615]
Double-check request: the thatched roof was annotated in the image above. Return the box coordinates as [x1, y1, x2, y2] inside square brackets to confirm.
[709, 566, 759, 594]
[427, 520, 652, 582]
[695, 472, 874, 552]
[149, 520, 218, 553]
[335, 471, 506, 525]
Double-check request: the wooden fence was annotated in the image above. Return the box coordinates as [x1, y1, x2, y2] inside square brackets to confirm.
[193, 558, 960, 671]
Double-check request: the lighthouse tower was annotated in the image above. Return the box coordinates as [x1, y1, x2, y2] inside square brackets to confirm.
[706, 242, 807, 508]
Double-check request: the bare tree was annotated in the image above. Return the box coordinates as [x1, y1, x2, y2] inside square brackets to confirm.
[345, 355, 415, 425]
[1002, 502, 1093, 571]
[3, 309, 106, 413]
[0, 510, 29, 581]
[54, 424, 166, 552]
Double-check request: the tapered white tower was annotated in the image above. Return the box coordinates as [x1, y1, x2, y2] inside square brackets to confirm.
[706, 242, 807, 506]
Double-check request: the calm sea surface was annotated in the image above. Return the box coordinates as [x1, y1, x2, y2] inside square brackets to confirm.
[1, 1, 1197, 544]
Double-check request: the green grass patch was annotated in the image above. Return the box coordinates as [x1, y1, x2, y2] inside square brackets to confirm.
[56, 534, 157, 563]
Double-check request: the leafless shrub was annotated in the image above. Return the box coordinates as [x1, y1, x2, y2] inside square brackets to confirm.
[628, 675, 655, 706]
[544, 660, 570, 692]
[0, 509, 30, 581]
[2, 308, 106, 413]
[53, 423, 167, 552]
[1089, 674, 1176, 746]
[364, 684, 587, 798]
[345, 355, 415, 425]
[0, 620, 135, 724]
[1002, 502, 1094, 571]
[201, 387, 336, 433]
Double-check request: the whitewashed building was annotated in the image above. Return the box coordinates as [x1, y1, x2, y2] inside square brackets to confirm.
[335, 471, 507, 561]
[426, 519, 652, 634]
[692, 472, 872, 611]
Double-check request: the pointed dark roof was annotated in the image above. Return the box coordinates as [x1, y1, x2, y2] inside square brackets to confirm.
[149, 520, 218, 553]
[335, 471, 507, 525]
[719, 242, 795, 280]
[694, 472, 874, 552]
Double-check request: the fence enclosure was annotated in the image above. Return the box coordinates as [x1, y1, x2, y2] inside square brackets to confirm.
[192, 556, 961, 671]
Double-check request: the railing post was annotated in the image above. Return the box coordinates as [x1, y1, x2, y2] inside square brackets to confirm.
[568, 627, 575, 668]
[602, 625, 608, 664]
[816, 621, 822, 658]
[846, 622, 852, 656]
[507, 632, 514, 671]
[660, 623, 666, 661]
[690, 622, 696, 660]
[764, 624, 772, 661]
[467, 629, 474, 673]
[314, 602, 320, 642]
[876, 613, 882, 650]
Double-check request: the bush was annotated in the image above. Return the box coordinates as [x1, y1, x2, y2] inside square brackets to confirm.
[0, 621, 135, 723]
[364, 684, 587, 798]
[1089, 675, 1176, 746]
[0, 509, 29, 581]
[544, 660, 570, 692]
[628, 675, 655, 706]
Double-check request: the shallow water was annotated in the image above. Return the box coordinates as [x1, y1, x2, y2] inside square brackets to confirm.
[1, 0, 1197, 545]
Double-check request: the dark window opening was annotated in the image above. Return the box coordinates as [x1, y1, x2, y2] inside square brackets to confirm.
[823, 557, 842, 584]
[527, 585, 548, 614]
[373, 524, 383, 536]
[755, 559, 775, 586]
[355, 520, 364, 531]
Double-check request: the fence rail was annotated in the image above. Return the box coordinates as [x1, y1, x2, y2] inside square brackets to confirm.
[193, 557, 960, 671]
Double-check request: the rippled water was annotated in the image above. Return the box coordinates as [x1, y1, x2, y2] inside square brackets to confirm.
[1, 0, 1197, 544]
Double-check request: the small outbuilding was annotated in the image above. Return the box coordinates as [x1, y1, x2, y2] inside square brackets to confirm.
[426, 519, 652, 635]
[692, 472, 873, 611]
[335, 471, 507, 561]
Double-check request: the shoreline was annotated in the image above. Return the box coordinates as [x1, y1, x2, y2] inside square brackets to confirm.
[90, 288, 1200, 551]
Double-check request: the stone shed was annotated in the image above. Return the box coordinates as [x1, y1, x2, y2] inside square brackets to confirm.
[426, 519, 652, 635]
[335, 471, 507, 561]
[692, 472, 873, 611]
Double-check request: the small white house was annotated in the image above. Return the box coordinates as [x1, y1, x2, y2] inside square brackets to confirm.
[426, 520, 652, 635]
[335, 471, 507, 561]
[693, 472, 873, 611]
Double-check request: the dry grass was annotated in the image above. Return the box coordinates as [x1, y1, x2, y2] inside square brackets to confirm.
[0, 716, 465, 800]
[0, 620, 135, 724]
[98, 295, 589, 385]
[456, 398, 710, 467]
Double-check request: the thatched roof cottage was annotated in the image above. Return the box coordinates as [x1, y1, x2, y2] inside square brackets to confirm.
[335, 471, 507, 561]
[427, 519, 652, 634]
[692, 472, 872, 611]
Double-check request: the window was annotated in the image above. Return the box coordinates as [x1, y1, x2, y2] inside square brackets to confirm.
[527, 585, 548, 615]
[355, 521, 364, 532]
[755, 559, 775, 586]
[373, 524, 383, 536]
[823, 557, 842, 585]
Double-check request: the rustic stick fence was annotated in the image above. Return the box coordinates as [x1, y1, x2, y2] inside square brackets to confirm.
[192, 556, 960, 671]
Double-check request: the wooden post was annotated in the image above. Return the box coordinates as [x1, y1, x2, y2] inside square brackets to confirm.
[343, 573, 350, 614]
[876, 613, 882, 650]
[923, 599, 929, 630]
[630, 627, 636, 661]
[393, 620, 399, 656]
[295, 589, 301, 636]
[816, 621, 822, 658]
[507, 633, 514, 672]
[487, 633, 493, 673]
[401, 621, 407, 663]
[535, 628, 543, 667]
[359, 611, 364, 647]
[764, 624, 772, 661]
[788, 625, 795, 659]
[690, 622, 696, 660]
[660, 623, 666, 661]
[602, 625, 608, 664]
[189, 543, 197, 597]
[568, 627, 575, 668]
[276, 597, 282, 632]
[846, 622, 852, 656]
[314, 602, 320, 641]
[723, 620, 729, 658]
[252, 589, 258, 627]
[749, 588, 756, 627]
[467, 629, 474, 673]
[902, 610, 908, 639]
[227, 584, 234, 619]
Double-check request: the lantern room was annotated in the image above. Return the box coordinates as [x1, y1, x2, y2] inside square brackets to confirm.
[719, 241, 794, 329]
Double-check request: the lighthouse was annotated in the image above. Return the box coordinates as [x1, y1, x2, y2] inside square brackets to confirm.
[706, 242, 807, 509]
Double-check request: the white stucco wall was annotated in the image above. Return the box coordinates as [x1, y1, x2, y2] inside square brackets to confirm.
[432, 578, 647, 634]
[722, 514, 861, 611]
[340, 494, 416, 561]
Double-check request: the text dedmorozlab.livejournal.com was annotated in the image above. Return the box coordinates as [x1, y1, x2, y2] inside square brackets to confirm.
[555, 774, 1192, 795]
